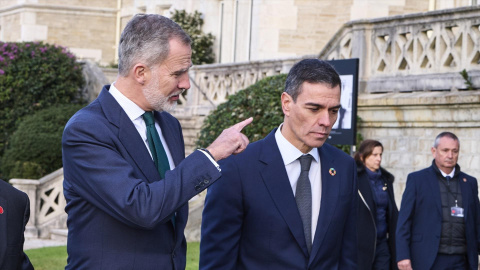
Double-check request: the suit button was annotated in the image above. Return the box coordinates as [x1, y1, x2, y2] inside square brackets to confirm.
[195, 185, 201, 191]
[204, 179, 210, 184]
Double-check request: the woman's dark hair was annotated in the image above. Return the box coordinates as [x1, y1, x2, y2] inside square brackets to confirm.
[354, 139, 383, 164]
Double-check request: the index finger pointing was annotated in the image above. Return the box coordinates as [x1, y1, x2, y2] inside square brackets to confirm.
[232, 117, 253, 132]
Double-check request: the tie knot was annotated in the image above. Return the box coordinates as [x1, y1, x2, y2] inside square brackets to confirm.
[142, 111, 155, 126]
[298, 154, 313, 172]
[446, 176, 452, 181]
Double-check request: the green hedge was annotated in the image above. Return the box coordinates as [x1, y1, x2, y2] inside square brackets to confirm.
[197, 74, 286, 148]
[171, 10, 215, 65]
[0, 42, 85, 163]
[1, 104, 84, 180]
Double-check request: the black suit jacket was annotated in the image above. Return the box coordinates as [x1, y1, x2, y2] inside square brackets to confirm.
[0, 180, 34, 270]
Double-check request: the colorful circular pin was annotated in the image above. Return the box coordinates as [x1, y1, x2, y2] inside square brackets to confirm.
[0, 206, 3, 214]
[329, 168, 336, 176]
[463, 178, 467, 182]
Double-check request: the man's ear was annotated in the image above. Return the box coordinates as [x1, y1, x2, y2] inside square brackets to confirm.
[132, 63, 149, 85]
[281, 92, 293, 117]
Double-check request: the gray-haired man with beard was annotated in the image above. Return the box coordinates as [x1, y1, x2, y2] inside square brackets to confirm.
[62, 14, 251, 269]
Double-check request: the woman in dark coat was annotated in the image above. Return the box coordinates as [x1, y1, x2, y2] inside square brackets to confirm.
[355, 140, 398, 270]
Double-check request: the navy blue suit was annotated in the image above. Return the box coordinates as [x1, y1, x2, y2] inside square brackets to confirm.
[396, 163, 480, 270]
[62, 86, 221, 270]
[0, 180, 33, 270]
[200, 129, 357, 269]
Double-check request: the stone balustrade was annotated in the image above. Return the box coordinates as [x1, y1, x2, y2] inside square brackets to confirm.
[171, 55, 315, 117]
[319, 5, 480, 93]
[11, 168, 67, 239]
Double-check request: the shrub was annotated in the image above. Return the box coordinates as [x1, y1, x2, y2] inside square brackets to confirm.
[1, 104, 85, 180]
[171, 10, 215, 65]
[197, 74, 286, 148]
[196, 74, 363, 155]
[0, 41, 85, 163]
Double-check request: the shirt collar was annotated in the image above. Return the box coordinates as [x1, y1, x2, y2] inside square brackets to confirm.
[439, 167, 456, 178]
[275, 123, 320, 166]
[109, 83, 146, 121]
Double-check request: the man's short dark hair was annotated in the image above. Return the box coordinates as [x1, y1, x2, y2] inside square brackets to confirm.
[433, 132, 460, 148]
[118, 14, 191, 76]
[284, 59, 341, 102]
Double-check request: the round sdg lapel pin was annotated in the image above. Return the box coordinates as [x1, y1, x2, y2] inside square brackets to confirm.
[329, 168, 336, 176]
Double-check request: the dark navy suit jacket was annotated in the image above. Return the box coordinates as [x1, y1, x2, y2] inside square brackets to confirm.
[62, 86, 221, 270]
[0, 180, 33, 270]
[200, 129, 358, 269]
[396, 163, 480, 270]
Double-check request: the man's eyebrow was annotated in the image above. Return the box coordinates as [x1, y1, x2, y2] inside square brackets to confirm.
[172, 64, 192, 75]
[304, 102, 341, 110]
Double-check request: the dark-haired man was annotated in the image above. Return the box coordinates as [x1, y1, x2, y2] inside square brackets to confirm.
[200, 59, 357, 269]
[396, 132, 480, 270]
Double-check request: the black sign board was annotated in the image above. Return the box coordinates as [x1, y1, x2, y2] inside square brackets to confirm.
[326, 58, 359, 146]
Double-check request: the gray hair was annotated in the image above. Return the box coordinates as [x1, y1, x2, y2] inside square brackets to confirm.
[118, 14, 191, 76]
[284, 59, 341, 102]
[433, 132, 460, 148]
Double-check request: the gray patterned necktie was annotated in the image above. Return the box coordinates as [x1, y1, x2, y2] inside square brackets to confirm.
[295, 154, 313, 254]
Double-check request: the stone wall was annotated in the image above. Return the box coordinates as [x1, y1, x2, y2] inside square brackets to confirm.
[358, 90, 480, 206]
[0, 1, 117, 65]
[2, 0, 477, 65]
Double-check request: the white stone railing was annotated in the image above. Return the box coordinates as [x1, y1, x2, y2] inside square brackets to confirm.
[11, 168, 67, 238]
[319, 6, 480, 93]
[172, 55, 315, 116]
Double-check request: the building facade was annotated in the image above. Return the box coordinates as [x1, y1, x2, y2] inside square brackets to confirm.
[1, 0, 477, 65]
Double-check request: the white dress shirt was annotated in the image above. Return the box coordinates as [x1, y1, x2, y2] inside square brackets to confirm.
[275, 124, 322, 242]
[109, 84, 176, 170]
[439, 167, 456, 178]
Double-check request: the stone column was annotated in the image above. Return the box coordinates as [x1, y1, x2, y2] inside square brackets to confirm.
[10, 179, 39, 238]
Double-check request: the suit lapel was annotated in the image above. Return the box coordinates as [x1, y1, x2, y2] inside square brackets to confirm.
[98, 87, 161, 183]
[358, 171, 377, 216]
[259, 131, 310, 257]
[155, 111, 184, 166]
[309, 145, 340, 263]
[427, 166, 443, 217]
[458, 174, 470, 220]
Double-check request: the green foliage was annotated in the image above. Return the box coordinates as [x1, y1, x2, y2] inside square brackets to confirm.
[1, 104, 84, 180]
[171, 10, 215, 65]
[0, 41, 85, 163]
[459, 69, 474, 90]
[197, 74, 286, 148]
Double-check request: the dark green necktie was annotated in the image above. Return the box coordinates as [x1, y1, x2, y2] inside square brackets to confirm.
[143, 111, 175, 227]
[142, 112, 170, 178]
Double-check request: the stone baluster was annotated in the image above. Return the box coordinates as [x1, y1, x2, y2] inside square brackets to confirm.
[10, 178, 39, 238]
